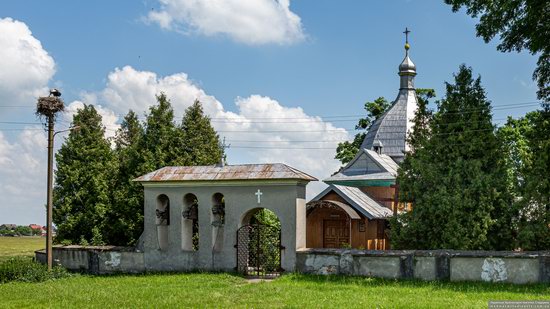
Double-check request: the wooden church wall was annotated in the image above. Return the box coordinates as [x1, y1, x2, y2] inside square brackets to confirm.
[361, 186, 395, 210]
[306, 207, 386, 249]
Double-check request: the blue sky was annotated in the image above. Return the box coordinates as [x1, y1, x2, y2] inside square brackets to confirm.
[0, 0, 540, 224]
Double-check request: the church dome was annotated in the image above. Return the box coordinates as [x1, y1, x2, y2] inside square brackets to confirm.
[399, 54, 416, 75]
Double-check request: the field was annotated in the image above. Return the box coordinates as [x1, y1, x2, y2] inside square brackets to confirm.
[0, 236, 43, 262]
[1, 237, 549, 308]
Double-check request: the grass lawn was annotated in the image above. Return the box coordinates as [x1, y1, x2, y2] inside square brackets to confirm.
[0, 236, 43, 262]
[0, 273, 549, 308]
[1, 237, 549, 308]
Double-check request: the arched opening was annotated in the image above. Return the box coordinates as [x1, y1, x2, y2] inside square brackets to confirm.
[211, 193, 225, 252]
[182, 193, 199, 251]
[156, 194, 170, 250]
[237, 208, 282, 277]
[240, 208, 281, 228]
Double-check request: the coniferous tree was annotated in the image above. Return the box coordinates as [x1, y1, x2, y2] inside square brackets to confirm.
[391, 65, 513, 250]
[516, 108, 550, 250]
[104, 110, 145, 245]
[53, 105, 115, 245]
[139, 93, 192, 171]
[181, 100, 222, 165]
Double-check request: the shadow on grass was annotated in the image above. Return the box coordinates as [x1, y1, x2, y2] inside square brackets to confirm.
[280, 273, 550, 295]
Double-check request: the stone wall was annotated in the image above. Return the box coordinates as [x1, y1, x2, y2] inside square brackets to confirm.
[296, 248, 550, 284]
[35, 246, 145, 274]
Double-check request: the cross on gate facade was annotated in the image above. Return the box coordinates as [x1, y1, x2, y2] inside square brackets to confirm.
[255, 189, 263, 204]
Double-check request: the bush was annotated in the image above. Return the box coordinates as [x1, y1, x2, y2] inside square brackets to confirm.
[0, 257, 71, 283]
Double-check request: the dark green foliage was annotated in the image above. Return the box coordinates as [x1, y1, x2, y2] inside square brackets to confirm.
[181, 100, 223, 165]
[407, 89, 436, 152]
[335, 97, 390, 164]
[105, 111, 145, 246]
[252, 209, 281, 229]
[55, 94, 223, 246]
[0, 257, 71, 283]
[14, 226, 33, 236]
[445, 0, 550, 101]
[518, 109, 550, 250]
[53, 104, 115, 246]
[392, 65, 513, 250]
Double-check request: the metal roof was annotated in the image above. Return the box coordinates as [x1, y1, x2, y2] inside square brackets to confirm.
[307, 200, 361, 220]
[311, 184, 393, 219]
[134, 163, 318, 182]
[361, 46, 418, 163]
[325, 149, 398, 184]
[361, 90, 417, 163]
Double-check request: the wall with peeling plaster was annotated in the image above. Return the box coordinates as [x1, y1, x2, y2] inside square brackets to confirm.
[296, 249, 550, 284]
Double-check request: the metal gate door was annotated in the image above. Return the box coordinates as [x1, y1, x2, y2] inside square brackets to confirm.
[236, 224, 283, 277]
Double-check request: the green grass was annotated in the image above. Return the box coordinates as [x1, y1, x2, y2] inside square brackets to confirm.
[0, 273, 548, 308]
[0, 237, 548, 308]
[0, 236, 44, 262]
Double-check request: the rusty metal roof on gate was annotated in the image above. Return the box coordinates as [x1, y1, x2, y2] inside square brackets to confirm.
[134, 163, 318, 182]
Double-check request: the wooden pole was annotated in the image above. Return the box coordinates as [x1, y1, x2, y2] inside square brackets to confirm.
[46, 115, 54, 271]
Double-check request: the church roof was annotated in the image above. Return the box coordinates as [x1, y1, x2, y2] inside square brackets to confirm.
[325, 149, 398, 185]
[360, 37, 418, 163]
[134, 163, 317, 182]
[360, 89, 417, 162]
[311, 184, 393, 219]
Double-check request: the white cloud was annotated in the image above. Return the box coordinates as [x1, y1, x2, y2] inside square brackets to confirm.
[0, 18, 55, 224]
[0, 129, 48, 224]
[147, 0, 306, 45]
[0, 17, 55, 106]
[94, 65, 223, 118]
[82, 66, 348, 197]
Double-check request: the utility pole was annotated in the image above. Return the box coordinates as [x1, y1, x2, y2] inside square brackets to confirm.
[37, 89, 64, 271]
[46, 115, 54, 270]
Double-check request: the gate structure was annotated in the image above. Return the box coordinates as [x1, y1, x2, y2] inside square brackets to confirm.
[236, 224, 283, 277]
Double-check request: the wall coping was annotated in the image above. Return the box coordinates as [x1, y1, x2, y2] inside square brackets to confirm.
[297, 248, 550, 258]
[35, 245, 137, 255]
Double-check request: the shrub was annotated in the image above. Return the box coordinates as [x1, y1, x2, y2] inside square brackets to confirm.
[0, 257, 71, 283]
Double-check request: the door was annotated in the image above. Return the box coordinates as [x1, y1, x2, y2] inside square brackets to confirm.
[323, 220, 349, 248]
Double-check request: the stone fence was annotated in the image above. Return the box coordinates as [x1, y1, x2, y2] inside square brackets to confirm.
[35, 246, 145, 274]
[36, 246, 550, 284]
[296, 248, 550, 284]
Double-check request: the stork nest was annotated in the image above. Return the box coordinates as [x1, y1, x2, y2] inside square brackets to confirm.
[36, 96, 64, 119]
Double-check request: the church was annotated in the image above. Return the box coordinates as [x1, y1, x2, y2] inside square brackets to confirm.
[305, 34, 418, 250]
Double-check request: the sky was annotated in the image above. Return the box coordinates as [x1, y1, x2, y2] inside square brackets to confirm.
[0, 0, 540, 225]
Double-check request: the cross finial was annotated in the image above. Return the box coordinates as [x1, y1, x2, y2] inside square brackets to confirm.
[403, 27, 411, 52]
[403, 27, 410, 44]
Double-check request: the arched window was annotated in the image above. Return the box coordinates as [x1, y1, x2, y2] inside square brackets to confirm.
[182, 193, 199, 251]
[156, 194, 170, 250]
[211, 193, 225, 252]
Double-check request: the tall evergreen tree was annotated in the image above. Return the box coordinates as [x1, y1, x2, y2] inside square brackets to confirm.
[104, 110, 145, 245]
[516, 109, 550, 249]
[138, 93, 189, 174]
[53, 105, 115, 245]
[181, 100, 222, 165]
[391, 65, 513, 250]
